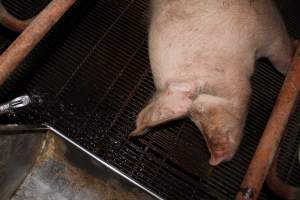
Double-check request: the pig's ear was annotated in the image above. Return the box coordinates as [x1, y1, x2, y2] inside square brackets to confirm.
[129, 90, 193, 137]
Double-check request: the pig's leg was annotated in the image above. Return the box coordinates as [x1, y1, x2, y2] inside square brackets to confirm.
[261, 38, 293, 74]
[130, 82, 196, 137]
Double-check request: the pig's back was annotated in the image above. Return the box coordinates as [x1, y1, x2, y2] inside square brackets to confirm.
[149, 0, 287, 89]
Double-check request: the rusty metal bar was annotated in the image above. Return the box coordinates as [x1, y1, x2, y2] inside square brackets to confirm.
[266, 151, 300, 200]
[0, 2, 33, 32]
[235, 44, 300, 200]
[0, 0, 76, 86]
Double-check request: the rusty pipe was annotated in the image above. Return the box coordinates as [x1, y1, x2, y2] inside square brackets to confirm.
[0, 0, 76, 86]
[235, 44, 300, 200]
[266, 151, 300, 200]
[0, 2, 33, 32]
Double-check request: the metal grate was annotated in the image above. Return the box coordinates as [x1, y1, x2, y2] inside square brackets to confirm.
[0, 0, 299, 199]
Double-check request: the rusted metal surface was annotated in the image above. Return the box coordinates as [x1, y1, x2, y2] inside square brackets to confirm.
[235, 45, 300, 200]
[0, 123, 157, 200]
[0, 124, 48, 134]
[266, 151, 300, 200]
[0, 2, 33, 32]
[0, 129, 45, 200]
[12, 133, 156, 200]
[0, 0, 76, 86]
[0, 122, 157, 200]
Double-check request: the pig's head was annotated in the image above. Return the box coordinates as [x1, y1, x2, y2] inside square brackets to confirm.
[190, 94, 246, 166]
[130, 81, 250, 166]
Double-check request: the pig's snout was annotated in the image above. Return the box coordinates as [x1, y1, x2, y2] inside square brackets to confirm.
[207, 138, 236, 166]
[190, 94, 244, 166]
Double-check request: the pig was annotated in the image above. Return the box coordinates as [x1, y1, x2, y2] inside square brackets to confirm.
[129, 0, 293, 166]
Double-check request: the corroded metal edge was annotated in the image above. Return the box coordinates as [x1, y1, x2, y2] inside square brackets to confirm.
[45, 124, 164, 200]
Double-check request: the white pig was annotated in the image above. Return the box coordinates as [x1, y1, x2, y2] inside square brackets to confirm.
[130, 0, 293, 166]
